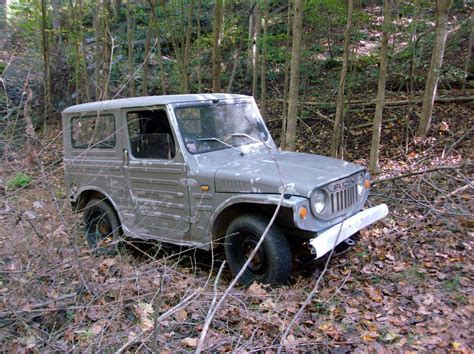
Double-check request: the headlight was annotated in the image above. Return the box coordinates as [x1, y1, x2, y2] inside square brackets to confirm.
[356, 174, 365, 196]
[313, 190, 326, 214]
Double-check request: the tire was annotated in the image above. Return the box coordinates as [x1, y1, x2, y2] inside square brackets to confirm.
[224, 214, 291, 286]
[83, 198, 122, 255]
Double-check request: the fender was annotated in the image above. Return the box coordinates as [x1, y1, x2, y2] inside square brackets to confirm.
[210, 193, 308, 228]
[73, 186, 125, 226]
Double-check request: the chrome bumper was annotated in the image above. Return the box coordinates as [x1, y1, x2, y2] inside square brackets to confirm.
[309, 204, 389, 259]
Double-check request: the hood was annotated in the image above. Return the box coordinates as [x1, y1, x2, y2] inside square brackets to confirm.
[214, 151, 364, 198]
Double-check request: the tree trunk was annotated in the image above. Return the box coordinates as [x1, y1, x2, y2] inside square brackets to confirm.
[78, 0, 90, 102]
[462, 9, 473, 91]
[127, 0, 136, 97]
[284, 0, 303, 152]
[227, 2, 257, 93]
[150, 0, 167, 95]
[281, 0, 292, 149]
[183, 0, 195, 93]
[0, 0, 6, 29]
[330, 0, 353, 158]
[211, 0, 224, 92]
[102, 0, 111, 100]
[369, 0, 392, 172]
[94, 0, 102, 100]
[252, 5, 260, 97]
[40, 0, 51, 123]
[417, 0, 452, 136]
[143, 6, 152, 96]
[260, 0, 269, 121]
[196, 0, 202, 92]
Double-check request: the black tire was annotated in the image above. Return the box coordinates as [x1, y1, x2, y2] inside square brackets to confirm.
[224, 214, 291, 286]
[83, 198, 122, 255]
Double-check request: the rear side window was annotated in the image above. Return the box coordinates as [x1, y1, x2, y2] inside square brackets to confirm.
[71, 114, 116, 148]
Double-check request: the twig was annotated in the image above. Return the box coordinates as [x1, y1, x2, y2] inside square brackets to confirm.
[195, 188, 288, 354]
[277, 221, 344, 354]
[372, 163, 470, 184]
[151, 273, 165, 352]
[196, 261, 226, 353]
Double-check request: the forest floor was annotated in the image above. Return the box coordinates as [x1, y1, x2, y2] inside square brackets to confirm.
[0, 94, 472, 351]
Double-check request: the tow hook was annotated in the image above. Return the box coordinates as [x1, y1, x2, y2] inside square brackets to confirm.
[344, 238, 355, 246]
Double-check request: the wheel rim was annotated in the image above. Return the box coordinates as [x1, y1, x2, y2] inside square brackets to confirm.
[86, 207, 113, 249]
[235, 229, 268, 277]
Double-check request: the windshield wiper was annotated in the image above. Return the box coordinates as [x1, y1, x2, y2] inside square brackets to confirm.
[197, 137, 245, 155]
[230, 133, 265, 144]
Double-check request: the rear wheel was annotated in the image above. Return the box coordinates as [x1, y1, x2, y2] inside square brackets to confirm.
[224, 214, 291, 286]
[83, 198, 122, 255]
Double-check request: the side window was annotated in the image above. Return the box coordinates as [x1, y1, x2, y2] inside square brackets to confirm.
[71, 114, 116, 148]
[127, 110, 176, 159]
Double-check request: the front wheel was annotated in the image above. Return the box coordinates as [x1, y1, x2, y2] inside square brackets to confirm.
[83, 198, 122, 255]
[224, 214, 291, 286]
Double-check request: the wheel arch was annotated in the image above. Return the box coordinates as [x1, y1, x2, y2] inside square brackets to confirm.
[73, 187, 123, 225]
[210, 196, 297, 246]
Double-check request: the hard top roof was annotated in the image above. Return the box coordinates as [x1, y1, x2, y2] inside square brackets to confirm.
[62, 93, 251, 114]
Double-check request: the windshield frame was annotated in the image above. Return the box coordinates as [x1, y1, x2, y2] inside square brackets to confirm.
[170, 98, 273, 155]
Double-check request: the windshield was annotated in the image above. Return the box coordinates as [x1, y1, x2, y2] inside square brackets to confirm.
[174, 102, 269, 154]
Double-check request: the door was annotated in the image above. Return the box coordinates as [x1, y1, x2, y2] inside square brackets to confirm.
[122, 107, 192, 243]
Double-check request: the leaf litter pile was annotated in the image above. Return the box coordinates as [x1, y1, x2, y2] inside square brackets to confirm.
[0, 100, 473, 351]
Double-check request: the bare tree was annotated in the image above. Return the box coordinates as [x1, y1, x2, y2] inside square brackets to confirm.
[197, 0, 202, 92]
[280, 0, 292, 149]
[142, 2, 153, 96]
[260, 0, 269, 121]
[211, 0, 224, 93]
[369, 0, 392, 172]
[126, 0, 136, 97]
[330, 0, 353, 158]
[284, 0, 303, 152]
[94, 0, 102, 99]
[101, 0, 111, 100]
[462, 9, 473, 92]
[417, 0, 452, 136]
[40, 0, 51, 122]
[149, 0, 167, 95]
[183, 0, 195, 93]
[251, 5, 261, 98]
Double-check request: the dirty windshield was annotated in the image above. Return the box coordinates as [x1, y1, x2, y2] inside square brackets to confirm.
[175, 102, 269, 154]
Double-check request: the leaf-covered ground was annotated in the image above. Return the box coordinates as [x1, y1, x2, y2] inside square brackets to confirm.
[0, 97, 472, 352]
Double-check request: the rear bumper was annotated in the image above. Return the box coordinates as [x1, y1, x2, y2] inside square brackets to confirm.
[309, 204, 389, 259]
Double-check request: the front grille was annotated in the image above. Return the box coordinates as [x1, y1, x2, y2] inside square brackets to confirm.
[330, 184, 358, 214]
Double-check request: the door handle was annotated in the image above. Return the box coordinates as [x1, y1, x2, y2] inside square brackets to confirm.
[123, 149, 129, 165]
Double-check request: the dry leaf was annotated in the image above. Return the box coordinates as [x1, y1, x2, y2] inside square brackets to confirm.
[91, 324, 102, 335]
[259, 298, 276, 310]
[175, 309, 187, 322]
[135, 302, 154, 332]
[366, 287, 383, 302]
[181, 337, 198, 347]
[247, 282, 267, 297]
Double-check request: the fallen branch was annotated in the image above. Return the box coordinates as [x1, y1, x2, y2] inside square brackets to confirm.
[275, 96, 474, 109]
[372, 163, 470, 184]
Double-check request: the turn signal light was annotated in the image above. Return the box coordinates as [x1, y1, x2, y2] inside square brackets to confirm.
[201, 185, 210, 192]
[299, 206, 308, 219]
[364, 179, 371, 189]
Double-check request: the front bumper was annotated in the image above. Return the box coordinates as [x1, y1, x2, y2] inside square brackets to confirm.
[309, 204, 389, 259]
